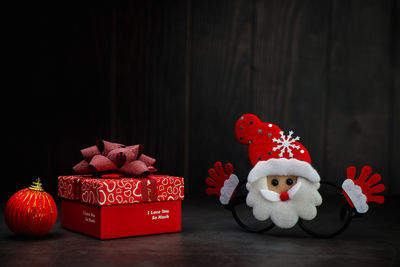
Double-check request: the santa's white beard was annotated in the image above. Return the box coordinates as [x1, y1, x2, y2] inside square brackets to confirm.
[246, 177, 323, 229]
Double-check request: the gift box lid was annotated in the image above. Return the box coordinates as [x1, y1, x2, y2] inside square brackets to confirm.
[58, 174, 184, 206]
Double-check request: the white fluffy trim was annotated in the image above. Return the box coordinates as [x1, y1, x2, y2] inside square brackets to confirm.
[342, 179, 368, 213]
[247, 158, 320, 183]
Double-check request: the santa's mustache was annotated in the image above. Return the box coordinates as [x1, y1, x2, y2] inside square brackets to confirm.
[260, 181, 302, 202]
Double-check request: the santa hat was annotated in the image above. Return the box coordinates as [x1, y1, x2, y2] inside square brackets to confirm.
[235, 114, 320, 183]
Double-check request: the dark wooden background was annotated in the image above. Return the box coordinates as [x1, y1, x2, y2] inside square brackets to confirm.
[4, 0, 399, 201]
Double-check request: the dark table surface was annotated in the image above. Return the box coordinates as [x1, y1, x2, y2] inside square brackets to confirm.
[1, 195, 399, 267]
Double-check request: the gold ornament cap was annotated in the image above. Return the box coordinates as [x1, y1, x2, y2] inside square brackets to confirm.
[29, 178, 44, 192]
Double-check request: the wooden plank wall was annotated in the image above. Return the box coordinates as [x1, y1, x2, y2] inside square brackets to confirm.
[392, 0, 400, 194]
[252, 0, 330, 183]
[326, 0, 393, 194]
[189, 0, 253, 194]
[4, 0, 399, 201]
[5, 3, 115, 199]
[113, 0, 187, 179]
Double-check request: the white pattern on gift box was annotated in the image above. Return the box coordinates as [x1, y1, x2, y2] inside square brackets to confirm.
[133, 182, 141, 197]
[104, 181, 116, 192]
[116, 195, 123, 203]
[97, 179, 142, 205]
[124, 190, 132, 197]
[58, 175, 184, 205]
[58, 176, 79, 199]
[154, 176, 184, 201]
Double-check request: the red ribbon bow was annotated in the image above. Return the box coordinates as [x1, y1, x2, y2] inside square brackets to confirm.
[73, 139, 157, 177]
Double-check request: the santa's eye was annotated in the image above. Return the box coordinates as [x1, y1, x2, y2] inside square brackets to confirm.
[271, 179, 279, 186]
[286, 178, 293, 185]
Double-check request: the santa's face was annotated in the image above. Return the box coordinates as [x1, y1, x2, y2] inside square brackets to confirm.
[246, 176, 322, 228]
[267, 175, 298, 194]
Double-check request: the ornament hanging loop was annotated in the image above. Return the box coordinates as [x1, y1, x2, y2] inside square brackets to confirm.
[29, 178, 44, 192]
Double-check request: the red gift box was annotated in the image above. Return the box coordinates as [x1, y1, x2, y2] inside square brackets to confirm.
[58, 174, 184, 239]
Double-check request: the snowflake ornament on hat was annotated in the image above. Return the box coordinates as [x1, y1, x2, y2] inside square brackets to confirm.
[205, 113, 386, 236]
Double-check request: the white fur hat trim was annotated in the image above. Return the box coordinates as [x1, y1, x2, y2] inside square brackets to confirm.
[247, 158, 320, 183]
[342, 179, 369, 213]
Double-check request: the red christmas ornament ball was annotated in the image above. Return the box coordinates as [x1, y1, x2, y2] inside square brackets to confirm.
[4, 178, 57, 236]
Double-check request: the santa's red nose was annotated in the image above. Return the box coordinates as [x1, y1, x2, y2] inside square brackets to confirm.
[280, 192, 289, 201]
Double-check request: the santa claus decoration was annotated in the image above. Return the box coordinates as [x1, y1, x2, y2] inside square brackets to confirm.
[205, 113, 385, 237]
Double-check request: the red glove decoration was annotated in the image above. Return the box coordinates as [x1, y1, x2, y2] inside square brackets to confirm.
[342, 165, 385, 213]
[205, 162, 234, 196]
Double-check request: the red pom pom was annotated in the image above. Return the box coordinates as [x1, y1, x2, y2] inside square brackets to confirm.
[280, 192, 289, 201]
